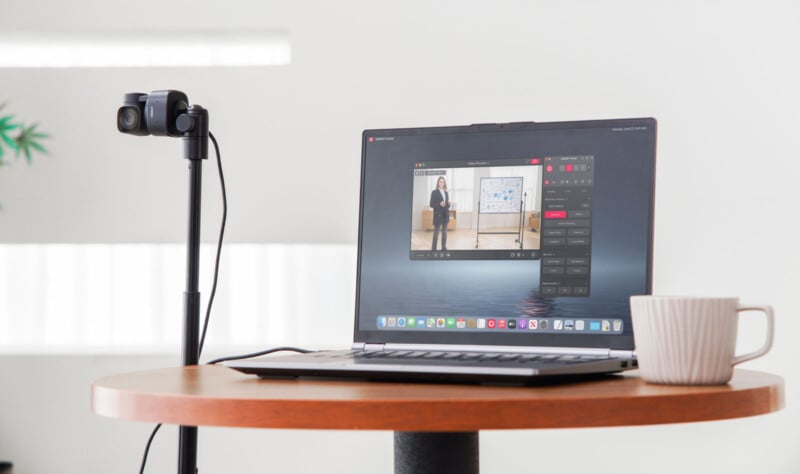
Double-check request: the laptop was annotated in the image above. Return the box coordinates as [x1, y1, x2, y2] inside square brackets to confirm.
[226, 117, 657, 383]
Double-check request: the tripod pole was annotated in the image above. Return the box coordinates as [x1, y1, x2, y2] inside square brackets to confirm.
[177, 105, 209, 474]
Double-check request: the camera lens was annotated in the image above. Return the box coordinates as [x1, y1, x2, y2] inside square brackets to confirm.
[117, 105, 148, 135]
[118, 106, 140, 130]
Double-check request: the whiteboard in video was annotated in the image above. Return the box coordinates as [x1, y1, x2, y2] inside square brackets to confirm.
[479, 177, 524, 214]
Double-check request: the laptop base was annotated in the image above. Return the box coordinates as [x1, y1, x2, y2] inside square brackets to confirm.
[226, 349, 634, 385]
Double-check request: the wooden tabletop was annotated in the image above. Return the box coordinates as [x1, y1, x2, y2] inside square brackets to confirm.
[91, 365, 784, 431]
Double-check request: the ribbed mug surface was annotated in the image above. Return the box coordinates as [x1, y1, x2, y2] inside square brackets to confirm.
[631, 296, 738, 385]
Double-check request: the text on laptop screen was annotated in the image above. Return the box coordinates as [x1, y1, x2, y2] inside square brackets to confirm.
[356, 119, 655, 350]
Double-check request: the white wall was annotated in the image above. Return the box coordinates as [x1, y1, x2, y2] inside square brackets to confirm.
[0, 244, 358, 348]
[0, 0, 795, 245]
[0, 0, 799, 473]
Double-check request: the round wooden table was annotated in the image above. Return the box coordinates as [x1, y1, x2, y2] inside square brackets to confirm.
[92, 366, 784, 474]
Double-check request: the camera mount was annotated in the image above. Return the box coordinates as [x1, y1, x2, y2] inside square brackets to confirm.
[117, 90, 207, 474]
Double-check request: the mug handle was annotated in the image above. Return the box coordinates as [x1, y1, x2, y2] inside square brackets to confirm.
[732, 305, 775, 366]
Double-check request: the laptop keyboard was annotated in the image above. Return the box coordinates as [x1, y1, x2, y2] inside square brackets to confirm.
[348, 350, 607, 364]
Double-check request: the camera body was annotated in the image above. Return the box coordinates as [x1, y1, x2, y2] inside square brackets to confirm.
[117, 90, 189, 137]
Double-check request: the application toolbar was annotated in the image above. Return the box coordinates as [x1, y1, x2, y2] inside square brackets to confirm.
[376, 316, 623, 334]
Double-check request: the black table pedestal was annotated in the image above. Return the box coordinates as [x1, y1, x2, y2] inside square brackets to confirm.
[394, 431, 479, 474]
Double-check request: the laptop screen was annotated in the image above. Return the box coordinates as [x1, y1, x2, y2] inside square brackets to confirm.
[355, 118, 656, 350]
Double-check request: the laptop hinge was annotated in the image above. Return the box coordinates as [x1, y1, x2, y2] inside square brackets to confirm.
[352, 342, 385, 352]
[610, 349, 636, 359]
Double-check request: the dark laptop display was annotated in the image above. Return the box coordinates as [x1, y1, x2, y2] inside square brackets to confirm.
[226, 118, 656, 382]
[356, 118, 655, 350]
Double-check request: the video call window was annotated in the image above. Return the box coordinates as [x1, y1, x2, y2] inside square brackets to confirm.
[410, 158, 543, 260]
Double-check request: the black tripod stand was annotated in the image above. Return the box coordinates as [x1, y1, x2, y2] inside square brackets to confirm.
[176, 105, 209, 474]
[117, 90, 209, 474]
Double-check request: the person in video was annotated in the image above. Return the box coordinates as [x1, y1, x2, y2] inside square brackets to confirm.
[430, 176, 451, 250]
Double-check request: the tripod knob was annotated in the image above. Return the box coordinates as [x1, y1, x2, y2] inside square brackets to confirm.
[176, 113, 195, 133]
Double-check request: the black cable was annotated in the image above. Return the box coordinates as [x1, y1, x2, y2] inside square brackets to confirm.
[198, 131, 227, 358]
[140, 131, 226, 474]
[139, 423, 162, 474]
[206, 346, 315, 365]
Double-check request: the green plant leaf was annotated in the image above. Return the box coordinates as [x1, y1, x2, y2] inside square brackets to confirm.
[30, 141, 47, 153]
[14, 123, 48, 163]
[1, 134, 16, 150]
[0, 115, 20, 129]
[0, 116, 21, 153]
[0, 107, 49, 170]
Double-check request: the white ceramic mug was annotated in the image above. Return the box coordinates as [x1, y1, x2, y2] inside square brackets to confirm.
[630, 296, 774, 385]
